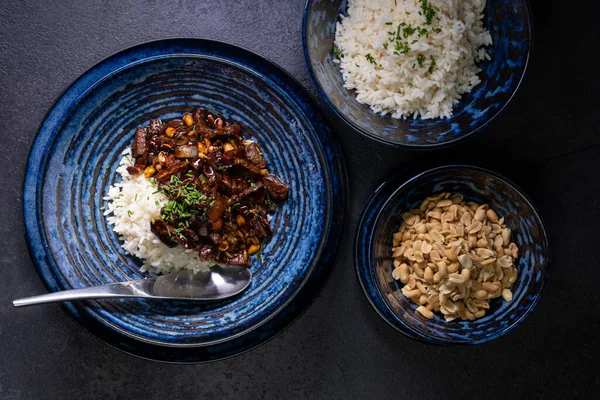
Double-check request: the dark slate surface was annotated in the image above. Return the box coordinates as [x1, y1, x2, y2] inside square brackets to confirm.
[0, 0, 598, 399]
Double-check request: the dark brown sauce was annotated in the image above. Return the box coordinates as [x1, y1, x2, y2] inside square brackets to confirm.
[127, 107, 289, 266]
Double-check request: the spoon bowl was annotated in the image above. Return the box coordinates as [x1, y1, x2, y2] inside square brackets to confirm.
[13, 265, 252, 307]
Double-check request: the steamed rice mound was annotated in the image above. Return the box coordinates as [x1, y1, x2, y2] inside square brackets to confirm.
[104, 150, 211, 275]
[334, 0, 492, 119]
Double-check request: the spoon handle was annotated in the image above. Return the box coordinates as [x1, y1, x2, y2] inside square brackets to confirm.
[12, 281, 143, 307]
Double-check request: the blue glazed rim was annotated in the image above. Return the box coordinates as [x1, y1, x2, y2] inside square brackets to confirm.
[302, 0, 534, 149]
[354, 165, 550, 345]
[22, 38, 348, 363]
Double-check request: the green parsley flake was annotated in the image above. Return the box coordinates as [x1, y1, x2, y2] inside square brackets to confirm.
[416, 54, 425, 68]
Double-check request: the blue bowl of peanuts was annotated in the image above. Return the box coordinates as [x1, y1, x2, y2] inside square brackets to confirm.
[355, 165, 550, 344]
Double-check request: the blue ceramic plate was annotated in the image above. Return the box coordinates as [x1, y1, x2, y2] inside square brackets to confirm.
[355, 166, 549, 344]
[303, 0, 532, 148]
[23, 39, 347, 362]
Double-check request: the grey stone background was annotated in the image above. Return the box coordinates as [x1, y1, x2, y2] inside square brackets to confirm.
[1, 0, 598, 399]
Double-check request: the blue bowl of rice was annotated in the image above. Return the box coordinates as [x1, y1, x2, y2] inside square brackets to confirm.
[303, 0, 532, 148]
[355, 166, 550, 344]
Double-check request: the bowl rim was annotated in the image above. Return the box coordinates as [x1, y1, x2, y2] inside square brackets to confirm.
[302, 0, 534, 149]
[354, 164, 551, 345]
[22, 37, 348, 363]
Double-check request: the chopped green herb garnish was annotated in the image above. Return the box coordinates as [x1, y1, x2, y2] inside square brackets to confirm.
[250, 182, 256, 188]
[333, 44, 342, 58]
[100, 206, 105, 211]
[127, 210, 133, 217]
[419, 0, 436, 25]
[403, 25, 416, 38]
[428, 58, 436, 74]
[385, 22, 393, 25]
[383, 42, 389, 50]
[87, 216, 92, 222]
[365, 53, 377, 65]
[432, 27, 442, 34]
[394, 41, 410, 55]
[134, 194, 138, 202]
[416, 54, 425, 68]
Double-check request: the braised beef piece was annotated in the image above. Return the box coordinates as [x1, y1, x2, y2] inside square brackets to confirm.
[216, 174, 249, 195]
[192, 108, 209, 127]
[154, 161, 190, 184]
[149, 135, 174, 153]
[245, 143, 267, 168]
[198, 244, 218, 260]
[179, 228, 201, 248]
[132, 127, 148, 157]
[150, 220, 179, 248]
[262, 174, 289, 201]
[249, 216, 272, 238]
[126, 166, 141, 176]
[129, 106, 289, 267]
[222, 124, 241, 137]
[231, 158, 262, 178]
[232, 182, 265, 203]
[148, 119, 166, 136]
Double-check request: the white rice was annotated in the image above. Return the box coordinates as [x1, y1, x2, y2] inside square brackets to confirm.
[333, 0, 492, 119]
[104, 149, 211, 275]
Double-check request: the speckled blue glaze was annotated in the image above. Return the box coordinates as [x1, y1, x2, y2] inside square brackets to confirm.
[23, 39, 347, 362]
[355, 166, 549, 344]
[303, 0, 532, 148]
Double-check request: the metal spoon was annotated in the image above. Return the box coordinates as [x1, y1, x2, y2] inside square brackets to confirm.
[12, 265, 252, 307]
